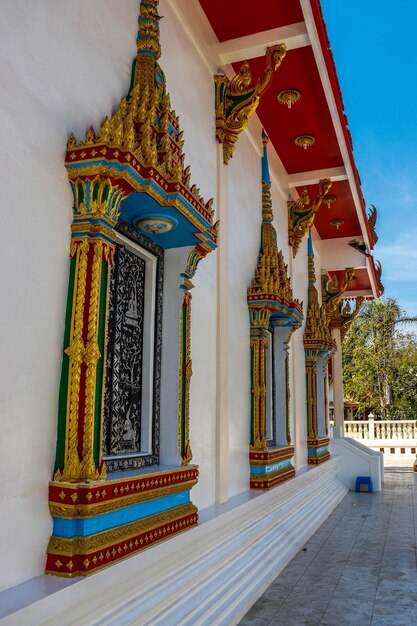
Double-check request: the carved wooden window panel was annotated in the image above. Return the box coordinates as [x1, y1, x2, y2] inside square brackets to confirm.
[103, 221, 164, 472]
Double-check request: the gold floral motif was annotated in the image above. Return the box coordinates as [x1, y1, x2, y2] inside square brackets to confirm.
[56, 240, 89, 482]
[215, 45, 287, 164]
[81, 241, 105, 481]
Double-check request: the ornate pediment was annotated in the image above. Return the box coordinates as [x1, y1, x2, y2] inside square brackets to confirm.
[66, 0, 216, 249]
[248, 132, 303, 329]
[303, 234, 335, 357]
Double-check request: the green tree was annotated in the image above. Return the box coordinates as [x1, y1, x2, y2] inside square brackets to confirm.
[343, 298, 417, 419]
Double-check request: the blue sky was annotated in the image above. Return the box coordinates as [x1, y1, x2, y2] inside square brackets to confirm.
[320, 0, 417, 315]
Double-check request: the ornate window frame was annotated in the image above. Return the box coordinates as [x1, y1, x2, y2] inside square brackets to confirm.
[46, 0, 217, 578]
[247, 132, 303, 490]
[304, 233, 354, 463]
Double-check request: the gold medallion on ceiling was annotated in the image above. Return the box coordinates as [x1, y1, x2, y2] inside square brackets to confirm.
[277, 88, 301, 108]
[294, 134, 315, 150]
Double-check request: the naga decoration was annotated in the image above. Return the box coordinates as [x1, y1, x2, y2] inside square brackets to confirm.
[303, 233, 335, 464]
[248, 132, 303, 490]
[215, 45, 286, 164]
[367, 204, 378, 246]
[48, 0, 216, 578]
[321, 268, 355, 323]
[288, 179, 334, 257]
[330, 297, 364, 340]
[375, 259, 384, 295]
[348, 239, 368, 255]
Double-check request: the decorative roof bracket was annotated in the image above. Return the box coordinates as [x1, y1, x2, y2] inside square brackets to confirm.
[288, 179, 333, 257]
[215, 45, 286, 164]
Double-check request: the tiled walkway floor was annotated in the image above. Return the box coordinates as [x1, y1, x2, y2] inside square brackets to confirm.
[239, 470, 417, 626]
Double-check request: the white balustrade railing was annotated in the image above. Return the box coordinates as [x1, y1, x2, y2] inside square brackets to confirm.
[330, 419, 417, 443]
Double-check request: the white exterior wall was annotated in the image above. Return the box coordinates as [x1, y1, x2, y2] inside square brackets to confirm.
[227, 134, 261, 497]
[159, 0, 218, 510]
[0, 0, 139, 592]
[0, 0, 321, 593]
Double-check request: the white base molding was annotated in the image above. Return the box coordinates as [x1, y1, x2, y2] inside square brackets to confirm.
[0, 459, 347, 626]
[331, 436, 384, 492]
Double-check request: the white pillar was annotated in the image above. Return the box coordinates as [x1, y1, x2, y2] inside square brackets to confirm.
[215, 144, 229, 504]
[332, 327, 344, 434]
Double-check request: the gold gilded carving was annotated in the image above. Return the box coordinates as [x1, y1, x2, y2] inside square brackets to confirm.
[277, 88, 301, 108]
[375, 259, 384, 295]
[71, 177, 125, 228]
[330, 297, 364, 340]
[294, 134, 315, 150]
[66, 2, 213, 218]
[248, 134, 302, 454]
[215, 45, 286, 164]
[56, 240, 89, 482]
[81, 241, 105, 481]
[250, 311, 270, 451]
[304, 234, 335, 441]
[67, 163, 213, 234]
[288, 179, 333, 257]
[177, 223, 218, 464]
[368, 204, 378, 246]
[56, 240, 107, 483]
[321, 268, 355, 323]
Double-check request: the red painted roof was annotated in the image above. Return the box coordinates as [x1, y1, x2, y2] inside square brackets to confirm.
[198, 0, 304, 42]
[302, 180, 361, 240]
[242, 47, 343, 174]
[331, 268, 371, 294]
[198, 0, 378, 296]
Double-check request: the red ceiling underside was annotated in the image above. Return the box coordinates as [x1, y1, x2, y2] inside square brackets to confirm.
[300, 180, 361, 239]
[198, 0, 304, 42]
[240, 48, 343, 175]
[198, 0, 375, 293]
[330, 268, 371, 294]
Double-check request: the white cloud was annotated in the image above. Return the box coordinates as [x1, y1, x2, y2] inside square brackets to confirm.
[377, 229, 417, 282]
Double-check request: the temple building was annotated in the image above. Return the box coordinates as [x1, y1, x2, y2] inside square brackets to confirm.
[0, 0, 382, 623]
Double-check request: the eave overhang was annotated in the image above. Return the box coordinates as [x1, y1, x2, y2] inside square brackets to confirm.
[197, 0, 381, 298]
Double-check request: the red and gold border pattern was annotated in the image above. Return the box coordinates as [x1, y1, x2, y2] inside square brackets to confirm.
[66, 145, 213, 227]
[46, 503, 198, 577]
[249, 445, 294, 466]
[307, 437, 330, 465]
[49, 467, 198, 518]
[250, 466, 295, 491]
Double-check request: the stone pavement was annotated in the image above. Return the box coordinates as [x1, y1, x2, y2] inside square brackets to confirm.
[239, 470, 417, 626]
